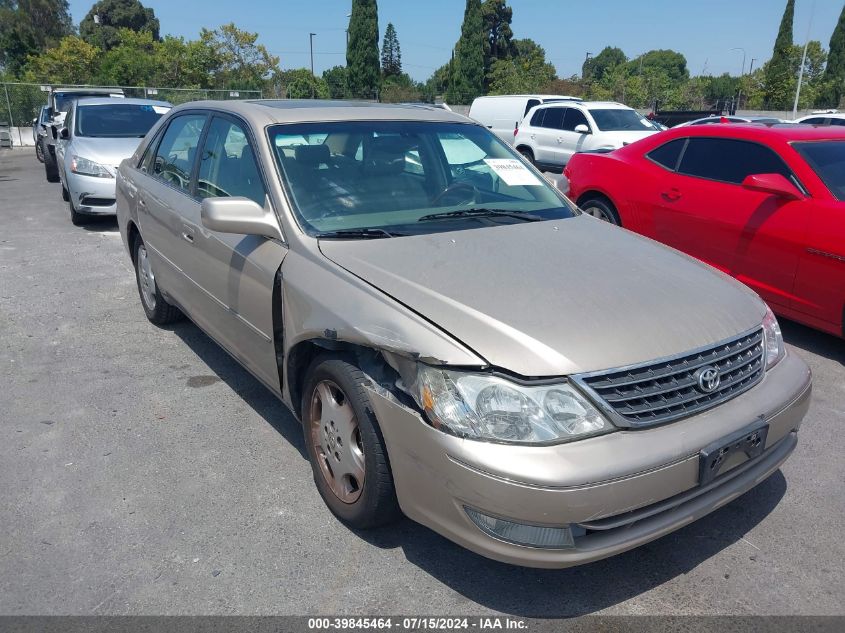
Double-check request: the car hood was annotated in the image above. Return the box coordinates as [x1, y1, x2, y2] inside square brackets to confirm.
[68, 136, 144, 169]
[319, 216, 767, 377]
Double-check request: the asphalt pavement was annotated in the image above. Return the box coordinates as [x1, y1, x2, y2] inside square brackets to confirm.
[1, 147, 843, 616]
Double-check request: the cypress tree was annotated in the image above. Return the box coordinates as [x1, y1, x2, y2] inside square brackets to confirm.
[764, 0, 795, 109]
[448, 0, 484, 104]
[347, 0, 380, 99]
[381, 22, 401, 77]
[818, 3, 845, 108]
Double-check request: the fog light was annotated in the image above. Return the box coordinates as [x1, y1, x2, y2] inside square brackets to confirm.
[464, 507, 575, 549]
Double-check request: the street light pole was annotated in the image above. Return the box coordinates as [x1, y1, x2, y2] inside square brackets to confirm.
[730, 47, 746, 76]
[309, 32, 316, 98]
[793, 1, 815, 119]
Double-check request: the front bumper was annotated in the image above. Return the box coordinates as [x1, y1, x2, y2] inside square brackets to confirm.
[369, 351, 811, 568]
[66, 171, 117, 215]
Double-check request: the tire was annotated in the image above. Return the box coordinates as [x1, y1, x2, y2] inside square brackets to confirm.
[44, 145, 60, 183]
[579, 196, 621, 225]
[301, 357, 401, 529]
[35, 138, 45, 163]
[518, 147, 535, 165]
[133, 235, 183, 325]
[69, 197, 88, 226]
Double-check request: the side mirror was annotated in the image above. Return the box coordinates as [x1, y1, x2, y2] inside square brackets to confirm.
[201, 197, 283, 241]
[574, 124, 591, 134]
[32, 118, 38, 126]
[45, 107, 53, 119]
[741, 174, 803, 201]
[59, 127, 69, 140]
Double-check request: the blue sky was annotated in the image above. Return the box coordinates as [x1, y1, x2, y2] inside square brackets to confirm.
[66, 0, 843, 81]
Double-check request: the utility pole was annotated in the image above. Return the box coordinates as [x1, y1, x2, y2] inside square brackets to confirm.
[309, 32, 316, 98]
[730, 47, 746, 76]
[749, 58, 757, 74]
[793, 1, 815, 119]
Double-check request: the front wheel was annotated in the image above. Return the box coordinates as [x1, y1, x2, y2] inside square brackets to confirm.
[44, 145, 60, 182]
[69, 197, 88, 226]
[302, 358, 401, 529]
[133, 236, 183, 325]
[35, 139, 45, 163]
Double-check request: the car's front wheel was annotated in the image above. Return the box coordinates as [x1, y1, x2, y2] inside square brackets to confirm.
[43, 145, 60, 182]
[35, 139, 45, 163]
[68, 197, 88, 226]
[302, 357, 401, 529]
[133, 236, 182, 325]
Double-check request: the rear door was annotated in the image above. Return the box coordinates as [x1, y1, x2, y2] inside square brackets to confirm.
[136, 112, 208, 308]
[651, 137, 809, 311]
[533, 107, 563, 165]
[190, 114, 287, 390]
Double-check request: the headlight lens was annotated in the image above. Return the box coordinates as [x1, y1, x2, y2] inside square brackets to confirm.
[71, 155, 112, 178]
[408, 364, 613, 444]
[762, 306, 785, 370]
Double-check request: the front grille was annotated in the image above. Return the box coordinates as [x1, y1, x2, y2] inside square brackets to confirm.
[575, 328, 765, 427]
[80, 196, 115, 207]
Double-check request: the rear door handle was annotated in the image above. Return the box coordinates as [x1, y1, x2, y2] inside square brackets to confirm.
[557, 137, 563, 143]
[662, 188, 682, 201]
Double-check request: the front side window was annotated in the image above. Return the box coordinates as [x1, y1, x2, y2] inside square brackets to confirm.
[151, 114, 206, 193]
[794, 140, 845, 200]
[678, 138, 793, 185]
[270, 121, 575, 237]
[589, 108, 660, 132]
[562, 108, 590, 132]
[75, 103, 169, 138]
[197, 117, 267, 206]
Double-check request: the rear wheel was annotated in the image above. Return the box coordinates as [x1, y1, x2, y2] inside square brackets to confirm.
[133, 236, 182, 325]
[302, 357, 401, 529]
[518, 147, 535, 165]
[580, 196, 621, 225]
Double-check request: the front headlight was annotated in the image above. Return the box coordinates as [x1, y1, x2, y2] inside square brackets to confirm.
[71, 155, 112, 178]
[762, 306, 785, 370]
[407, 364, 614, 444]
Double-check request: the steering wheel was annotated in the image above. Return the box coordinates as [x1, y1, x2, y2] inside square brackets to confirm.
[432, 180, 478, 206]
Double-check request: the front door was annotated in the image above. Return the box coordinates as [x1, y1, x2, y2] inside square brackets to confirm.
[557, 108, 592, 166]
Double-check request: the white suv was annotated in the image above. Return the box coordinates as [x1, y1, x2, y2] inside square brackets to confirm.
[514, 101, 662, 171]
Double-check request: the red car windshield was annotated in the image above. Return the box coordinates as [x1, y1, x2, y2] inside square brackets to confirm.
[794, 140, 845, 201]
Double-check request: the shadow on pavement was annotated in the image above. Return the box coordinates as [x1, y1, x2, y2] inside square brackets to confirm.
[357, 472, 786, 617]
[169, 320, 307, 459]
[780, 318, 844, 366]
[79, 216, 119, 232]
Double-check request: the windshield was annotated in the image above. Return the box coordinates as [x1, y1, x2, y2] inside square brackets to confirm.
[75, 103, 169, 138]
[589, 108, 660, 132]
[794, 140, 845, 201]
[269, 121, 576, 237]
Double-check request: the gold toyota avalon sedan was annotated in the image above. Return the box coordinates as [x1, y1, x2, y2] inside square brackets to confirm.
[116, 100, 811, 568]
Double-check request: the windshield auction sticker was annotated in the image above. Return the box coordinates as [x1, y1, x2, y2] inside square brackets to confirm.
[483, 159, 543, 186]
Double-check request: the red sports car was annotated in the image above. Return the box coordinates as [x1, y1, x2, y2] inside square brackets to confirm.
[564, 124, 845, 338]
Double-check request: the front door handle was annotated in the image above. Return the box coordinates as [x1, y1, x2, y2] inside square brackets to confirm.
[181, 225, 195, 244]
[662, 188, 682, 201]
[557, 137, 563, 143]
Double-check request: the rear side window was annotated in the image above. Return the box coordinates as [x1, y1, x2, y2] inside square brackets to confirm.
[802, 117, 828, 125]
[151, 114, 206, 193]
[678, 138, 792, 185]
[529, 109, 545, 127]
[562, 108, 590, 132]
[541, 108, 564, 130]
[197, 116, 267, 206]
[648, 138, 686, 170]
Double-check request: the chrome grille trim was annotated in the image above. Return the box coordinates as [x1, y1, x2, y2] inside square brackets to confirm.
[572, 327, 765, 428]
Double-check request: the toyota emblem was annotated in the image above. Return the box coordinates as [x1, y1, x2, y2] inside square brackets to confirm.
[694, 366, 721, 393]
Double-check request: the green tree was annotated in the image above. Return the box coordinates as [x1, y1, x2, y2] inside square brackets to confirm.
[152, 35, 218, 89]
[322, 65, 348, 98]
[0, 0, 74, 76]
[448, 0, 484, 103]
[346, 0, 380, 99]
[583, 46, 627, 82]
[380, 22, 401, 77]
[22, 35, 100, 83]
[95, 27, 156, 85]
[380, 72, 422, 102]
[425, 62, 451, 100]
[275, 68, 329, 99]
[630, 49, 689, 85]
[818, 3, 845, 108]
[200, 23, 280, 90]
[790, 40, 828, 109]
[79, 0, 159, 51]
[764, 0, 795, 108]
[482, 0, 513, 89]
[488, 38, 555, 95]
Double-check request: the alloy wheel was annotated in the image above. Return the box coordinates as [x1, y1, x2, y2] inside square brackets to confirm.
[137, 244, 157, 311]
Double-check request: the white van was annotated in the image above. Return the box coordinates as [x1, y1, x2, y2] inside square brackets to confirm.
[468, 95, 580, 143]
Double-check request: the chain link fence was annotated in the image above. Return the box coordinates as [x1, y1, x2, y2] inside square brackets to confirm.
[1, 82, 263, 147]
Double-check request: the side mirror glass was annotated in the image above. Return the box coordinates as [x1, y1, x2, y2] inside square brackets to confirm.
[201, 196, 283, 241]
[59, 127, 69, 140]
[574, 124, 590, 134]
[741, 173, 803, 201]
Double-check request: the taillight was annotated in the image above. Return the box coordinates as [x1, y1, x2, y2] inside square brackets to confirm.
[514, 126, 518, 137]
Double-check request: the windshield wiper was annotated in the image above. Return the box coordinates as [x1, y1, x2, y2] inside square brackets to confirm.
[417, 208, 545, 223]
[316, 228, 404, 239]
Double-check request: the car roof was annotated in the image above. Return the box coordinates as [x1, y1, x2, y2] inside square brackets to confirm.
[74, 96, 172, 107]
[165, 99, 473, 127]
[796, 112, 845, 121]
[534, 100, 630, 110]
[666, 122, 845, 143]
[51, 87, 124, 95]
